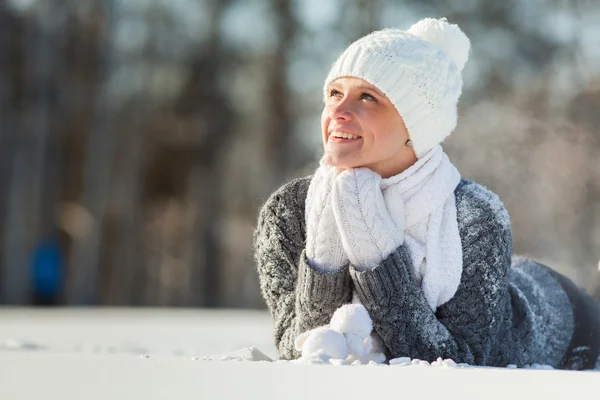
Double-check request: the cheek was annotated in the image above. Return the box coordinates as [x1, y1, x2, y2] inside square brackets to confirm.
[370, 123, 404, 154]
[320, 107, 330, 128]
[320, 108, 330, 142]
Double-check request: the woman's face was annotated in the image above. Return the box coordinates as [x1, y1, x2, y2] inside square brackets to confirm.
[321, 76, 416, 178]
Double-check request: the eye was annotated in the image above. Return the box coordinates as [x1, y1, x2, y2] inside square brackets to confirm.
[360, 92, 377, 102]
[328, 88, 342, 97]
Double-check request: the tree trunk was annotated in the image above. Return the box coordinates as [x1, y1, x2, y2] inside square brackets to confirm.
[183, 0, 234, 307]
[105, 110, 146, 305]
[67, 0, 117, 304]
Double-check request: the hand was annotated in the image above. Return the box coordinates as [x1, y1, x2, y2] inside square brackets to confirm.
[305, 159, 350, 271]
[331, 168, 404, 270]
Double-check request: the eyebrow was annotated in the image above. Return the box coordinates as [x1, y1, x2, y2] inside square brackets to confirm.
[328, 82, 385, 97]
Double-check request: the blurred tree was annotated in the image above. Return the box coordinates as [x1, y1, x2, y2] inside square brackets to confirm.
[182, 0, 236, 307]
[264, 0, 298, 183]
[66, 0, 117, 304]
[1, 4, 60, 303]
[0, 5, 26, 303]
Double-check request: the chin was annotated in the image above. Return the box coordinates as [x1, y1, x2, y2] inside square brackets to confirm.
[325, 158, 361, 170]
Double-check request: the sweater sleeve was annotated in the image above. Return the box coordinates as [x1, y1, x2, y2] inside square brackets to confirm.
[253, 178, 353, 360]
[349, 180, 513, 365]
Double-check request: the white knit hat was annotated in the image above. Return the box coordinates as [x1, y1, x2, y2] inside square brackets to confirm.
[323, 18, 471, 159]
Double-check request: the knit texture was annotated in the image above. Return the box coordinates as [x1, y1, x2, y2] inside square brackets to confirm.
[323, 18, 470, 159]
[254, 176, 600, 369]
[380, 144, 462, 310]
[331, 168, 403, 270]
[305, 160, 348, 271]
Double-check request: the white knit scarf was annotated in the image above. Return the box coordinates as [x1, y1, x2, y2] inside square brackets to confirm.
[380, 144, 462, 311]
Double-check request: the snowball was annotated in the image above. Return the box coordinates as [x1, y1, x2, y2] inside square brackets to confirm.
[301, 328, 349, 360]
[411, 359, 430, 366]
[330, 304, 373, 338]
[294, 326, 329, 351]
[345, 333, 371, 358]
[367, 360, 385, 367]
[389, 357, 412, 366]
[431, 357, 457, 368]
[294, 303, 379, 363]
[361, 352, 387, 365]
[390, 361, 411, 367]
[407, 17, 471, 71]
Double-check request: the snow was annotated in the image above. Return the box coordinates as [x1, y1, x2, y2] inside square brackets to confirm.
[296, 326, 351, 359]
[0, 308, 598, 400]
[330, 303, 373, 338]
[294, 304, 380, 361]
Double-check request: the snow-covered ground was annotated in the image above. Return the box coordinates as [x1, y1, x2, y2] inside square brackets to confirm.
[0, 308, 597, 399]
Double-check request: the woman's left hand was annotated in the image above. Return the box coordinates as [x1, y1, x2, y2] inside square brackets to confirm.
[331, 168, 404, 271]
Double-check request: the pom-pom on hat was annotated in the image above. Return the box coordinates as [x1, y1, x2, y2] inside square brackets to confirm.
[323, 17, 471, 159]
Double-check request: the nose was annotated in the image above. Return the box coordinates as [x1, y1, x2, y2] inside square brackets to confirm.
[329, 100, 353, 121]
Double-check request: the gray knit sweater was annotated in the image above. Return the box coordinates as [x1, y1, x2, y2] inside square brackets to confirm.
[253, 176, 600, 370]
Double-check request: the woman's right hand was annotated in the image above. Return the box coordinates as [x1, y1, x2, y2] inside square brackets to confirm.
[305, 159, 349, 271]
[330, 167, 404, 271]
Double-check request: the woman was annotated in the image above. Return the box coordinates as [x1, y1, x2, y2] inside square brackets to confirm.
[253, 18, 600, 370]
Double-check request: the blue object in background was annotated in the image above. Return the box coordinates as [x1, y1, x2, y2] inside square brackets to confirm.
[31, 235, 65, 303]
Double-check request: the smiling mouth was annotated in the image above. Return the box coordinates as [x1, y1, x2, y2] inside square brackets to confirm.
[329, 131, 362, 140]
